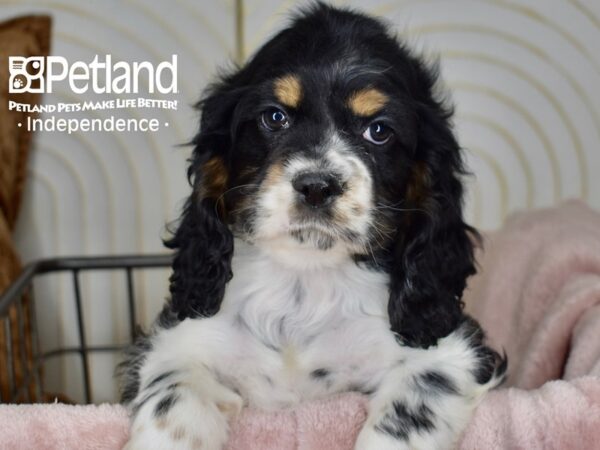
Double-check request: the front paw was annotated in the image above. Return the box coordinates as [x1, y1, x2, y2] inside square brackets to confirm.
[125, 389, 242, 450]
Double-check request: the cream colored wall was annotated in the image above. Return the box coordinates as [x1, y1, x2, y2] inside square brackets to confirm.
[1, 0, 599, 402]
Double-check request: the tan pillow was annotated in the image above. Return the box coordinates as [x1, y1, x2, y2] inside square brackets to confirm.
[0, 15, 51, 228]
[0, 15, 51, 402]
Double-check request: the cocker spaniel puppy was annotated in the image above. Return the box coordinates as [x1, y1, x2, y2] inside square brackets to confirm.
[120, 4, 506, 449]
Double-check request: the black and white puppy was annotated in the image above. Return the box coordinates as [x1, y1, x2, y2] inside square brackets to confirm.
[120, 4, 506, 449]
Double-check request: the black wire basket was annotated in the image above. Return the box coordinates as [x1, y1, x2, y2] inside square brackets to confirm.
[0, 254, 171, 404]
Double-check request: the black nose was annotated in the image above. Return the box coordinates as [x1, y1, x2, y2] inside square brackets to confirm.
[292, 173, 343, 208]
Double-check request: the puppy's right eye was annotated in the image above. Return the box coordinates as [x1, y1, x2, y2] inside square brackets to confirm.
[261, 107, 289, 131]
[362, 121, 393, 145]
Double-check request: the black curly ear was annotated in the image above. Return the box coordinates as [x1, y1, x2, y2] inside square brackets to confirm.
[388, 99, 479, 349]
[161, 81, 243, 325]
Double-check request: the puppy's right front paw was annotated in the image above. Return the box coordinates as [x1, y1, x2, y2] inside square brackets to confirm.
[125, 389, 242, 450]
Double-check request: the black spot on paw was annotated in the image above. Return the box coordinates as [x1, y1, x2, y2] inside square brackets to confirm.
[459, 316, 508, 386]
[375, 401, 435, 440]
[347, 382, 375, 396]
[146, 370, 177, 390]
[117, 331, 153, 404]
[154, 392, 179, 418]
[310, 368, 330, 379]
[474, 347, 508, 385]
[471, 344, 508, 385]
[417, 371, 459, 395]
[131, 390, 159, 415]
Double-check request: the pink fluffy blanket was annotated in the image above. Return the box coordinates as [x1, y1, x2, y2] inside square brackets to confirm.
[2, 201, 600, 450]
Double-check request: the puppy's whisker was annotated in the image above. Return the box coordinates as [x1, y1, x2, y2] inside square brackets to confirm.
[214, 184, 260, 215]
[216, 184, 260, 203]
[377, 199, 407, 208]
[364, 239, 379, 266]
[375, 203, 418, 213]
[374, 203, 434, 220]
[368, 213, 394, 244]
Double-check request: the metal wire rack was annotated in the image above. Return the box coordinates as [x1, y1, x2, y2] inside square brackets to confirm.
[0, 254, 172, 404]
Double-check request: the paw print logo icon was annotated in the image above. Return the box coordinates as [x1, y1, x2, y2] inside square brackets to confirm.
[9, 57, 45, 93]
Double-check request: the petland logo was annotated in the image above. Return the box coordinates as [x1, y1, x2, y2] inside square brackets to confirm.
[9, 55, 177, 94]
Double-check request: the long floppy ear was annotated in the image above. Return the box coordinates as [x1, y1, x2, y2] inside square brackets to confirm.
[388, 98, 479, 349]
[161, 82, 243, 324]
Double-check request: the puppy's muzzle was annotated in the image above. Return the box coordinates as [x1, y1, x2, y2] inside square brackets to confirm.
[292, 172, 343, 208]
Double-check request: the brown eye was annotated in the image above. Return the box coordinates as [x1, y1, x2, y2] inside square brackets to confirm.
[261, 107, 289, 131]
[363, 121, 393, 145]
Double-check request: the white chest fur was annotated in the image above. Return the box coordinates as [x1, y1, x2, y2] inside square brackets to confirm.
[222, 240, 391, 347]
[160, 240, 401, 409]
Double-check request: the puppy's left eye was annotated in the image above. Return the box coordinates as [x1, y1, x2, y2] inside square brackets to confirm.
[261, 107, 289, 131]
[362, 122, 393, 145]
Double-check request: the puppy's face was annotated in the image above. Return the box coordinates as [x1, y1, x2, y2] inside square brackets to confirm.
[207, 61, 427, 265]
[229, 71, 416, 257]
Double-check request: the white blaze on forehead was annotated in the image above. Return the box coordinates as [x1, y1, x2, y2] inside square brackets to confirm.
[283, 155, 318, 177]
[324, 133, 354, 178]
[324, 133, 374, 237]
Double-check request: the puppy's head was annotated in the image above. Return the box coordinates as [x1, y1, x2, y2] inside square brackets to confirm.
[166, 4, 477, 347]
[200, 7, 428, 263]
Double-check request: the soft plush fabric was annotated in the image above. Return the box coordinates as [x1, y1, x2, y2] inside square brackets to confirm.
[0, 402, 130, 450]
[459, 376, 600, 450]
[0, 15, 52, 402]
[1, 201, 600, 449]
[459, 199, 600, 449]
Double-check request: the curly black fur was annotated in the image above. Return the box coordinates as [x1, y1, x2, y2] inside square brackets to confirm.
[387, 93, 480, 348]
[160, 82, 242, 324]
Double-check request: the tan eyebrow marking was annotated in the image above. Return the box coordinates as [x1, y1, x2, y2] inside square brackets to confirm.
[347, 88, 388, 116]
[274, 75, 303, 108]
